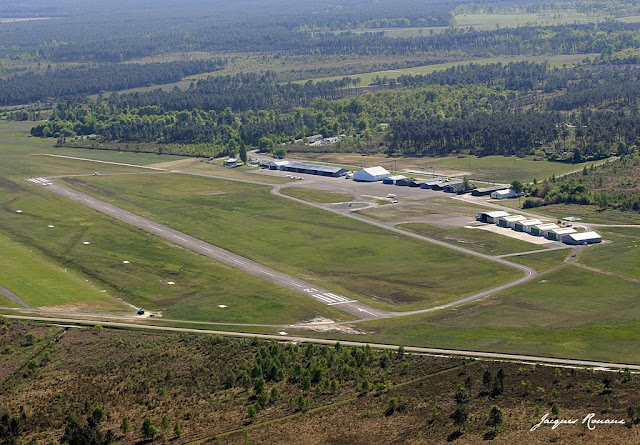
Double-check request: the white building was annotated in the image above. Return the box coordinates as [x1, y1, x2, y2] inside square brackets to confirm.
[224, 158, 238, 166]
[530, 223, 560, 237]
[353, 166, 390, 182]
[546, 227, 577, 241]
[563, 231, 602, 245]
[491, 189, 517, 199]
[497, 215, 527, 228]
[269, 160, 290, 170]
[513, 219, 543, 233]
[476, 211, 511, 224]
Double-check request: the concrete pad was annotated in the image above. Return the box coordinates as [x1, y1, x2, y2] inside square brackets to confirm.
[465, 224, 557, 246]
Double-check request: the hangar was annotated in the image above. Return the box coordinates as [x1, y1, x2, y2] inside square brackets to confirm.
[476, 211, 511, 224]
[546, 227, 577, 241]
[530, 223, 560, 237]
[353, 166, 390, 182]
[472, 185, 509, 196]
[563, 231, 602, 245]
[497, 215, 527, 228]
[513, 219, 543, 233]
[282, 161, 349, 177]
[383, 175, 407, 185]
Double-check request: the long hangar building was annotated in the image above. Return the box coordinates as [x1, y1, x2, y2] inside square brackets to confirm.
[270, 160, 348, 177]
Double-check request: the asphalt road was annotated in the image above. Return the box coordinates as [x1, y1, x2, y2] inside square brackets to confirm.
[6, 314, 640, 372]
[0, 285, 33, 309]
[43, 181, 392, 320]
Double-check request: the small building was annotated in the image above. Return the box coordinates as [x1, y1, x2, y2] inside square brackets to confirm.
[283, 161, 348, 177]
[476, 211, 511, 224]
[383, 175, 407, 185]
[420, 180, 444, 189]
[224, 158, 238, 167]
[513, 219, 543, 233]
[530, 223, 559, 237]
[444, 181, 465, 193]
[546, 227, 577, 241]
[409, 180, 425, 188]
[269, 160, 290, 170]
[353, 166, 390, 182]
[562, 231, 602, 245]
[497, 215, 527, 228]
[395, 177, 415, 186]
[491, 189, 518, 199]
[472, 185, 509, 197]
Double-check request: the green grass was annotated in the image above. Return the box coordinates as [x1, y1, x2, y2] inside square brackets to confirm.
[295, 54, 593, 84]
[501, 203, 640, 225]
[62, 173, 521, 311]
[280, 187, 353, 203]
[453, 11, 607, 29]
[0, 177, 350, 324]
[578, 227, 640, 281]
[299, 265, 640, 364]
[0, 233, 128, 311]
[506, 248, 571, 272]
[425, 155, 605, 183]
[399, 223, 541, 256]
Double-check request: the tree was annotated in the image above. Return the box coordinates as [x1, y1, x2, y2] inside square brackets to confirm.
[120, 417, 130, 435]
[483, 370, 493, 393]
[551, 403, 560, 417]
[397, 345, 405, 360]
[452, 407, 468, 433]
[239, 144, 247, 164]
[511, 180, 524, 194]
[161, 415, 169, 432]
[386, 398, 398, 415]
[173, 423, 182, 438]
[141, 418, 157, 440]
[487, 406, 504, 435]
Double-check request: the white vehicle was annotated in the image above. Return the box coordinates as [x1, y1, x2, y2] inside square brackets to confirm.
[386, 193, 396, 198]
[391, 199, 398, 204]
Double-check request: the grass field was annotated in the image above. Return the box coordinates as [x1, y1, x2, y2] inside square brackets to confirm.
[426, 155, 605, 183]
[453, 11, 608, 29]
[504, 248, 571, 272]
[399, 223, 542, 256]
[280, 187, 353, 203]
[0, 177, 349, 323]
[577, 227, 640, 281]
[61, 173, 521, 311]
[0, 233, 127, 311]
[299, 265, 640, 364]
[296, 54, 593, 84]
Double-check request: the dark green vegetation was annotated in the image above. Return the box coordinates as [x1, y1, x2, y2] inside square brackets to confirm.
[0, 60, 225, 107]
[280, 187, 353, 203]
[2, 320, 640, 444]
[62, 173, 520, 311]
[525, 151, 640, 213]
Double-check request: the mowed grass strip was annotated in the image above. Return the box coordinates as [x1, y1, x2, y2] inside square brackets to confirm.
[504, 248, 571, 272]
[0, 234, 127, 311]
[63, 173, 521, 311]
[399, 223, 542, 256]
[578, 227, 640, 281]
[280, 187, 354, 203]
[0, 179, 350, 324]
[301, 265, 640, 364]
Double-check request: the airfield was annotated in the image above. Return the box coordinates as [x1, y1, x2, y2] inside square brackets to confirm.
[1, 122, 640, 367]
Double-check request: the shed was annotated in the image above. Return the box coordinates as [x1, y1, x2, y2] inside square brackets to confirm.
[562, 231, 602, 245]
[497, 215, 527, 228]
[444, 181, 465, 193]
[513, 219, 543, 233]
[353, 166, 390, 182]
[472, 185, 509, 197]
[530, 223, 559, 237]
[420, 180, 445, 189]
[269, 160, 290, 170]
[395, 177, 415, 186]
[491, 189, 517, 199]
[224, 158, 238, 166]
[383, 175, 406, 185]
[546, 227, 577, 241]
[476, 211, 510, 224]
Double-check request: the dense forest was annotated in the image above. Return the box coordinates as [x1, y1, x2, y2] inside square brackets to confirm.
[0, 60, 224, 106]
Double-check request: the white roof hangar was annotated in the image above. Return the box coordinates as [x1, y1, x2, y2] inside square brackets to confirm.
[353, 166, 390, 182]
[563, 231, 602, 245]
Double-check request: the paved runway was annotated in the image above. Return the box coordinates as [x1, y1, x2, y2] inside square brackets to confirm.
[41, 180, 393, 320]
